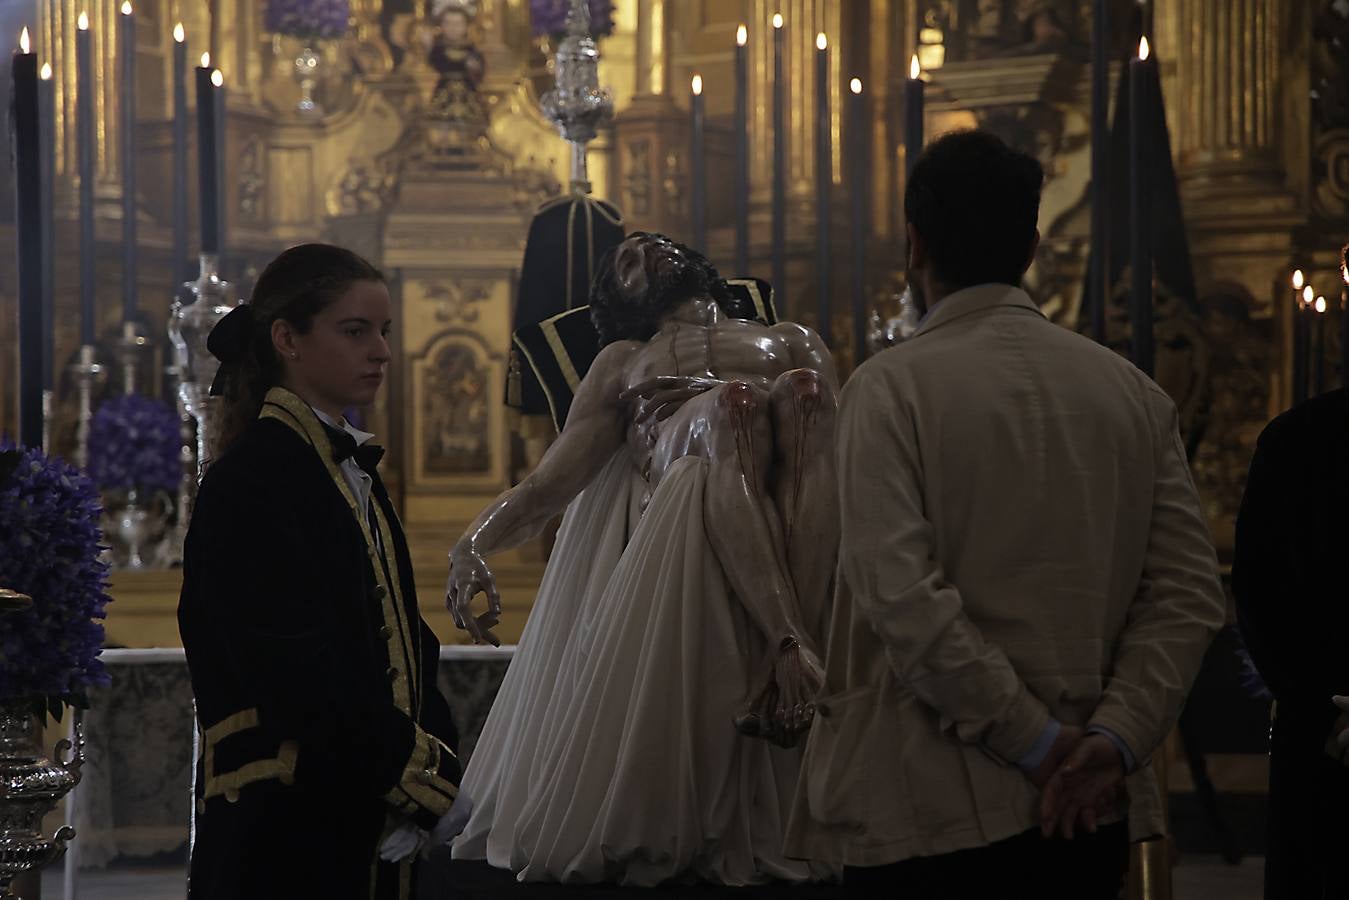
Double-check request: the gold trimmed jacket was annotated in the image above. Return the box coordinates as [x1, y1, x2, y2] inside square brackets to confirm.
[178, 388, 460, 900]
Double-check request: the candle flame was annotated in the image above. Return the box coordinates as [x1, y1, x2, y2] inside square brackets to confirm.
[910, 54, 921, 79]
[77, 12, 89, 31]
[816, 32, 827, 51]
[1303, 285, 1315, 305]
[772, 13, 783, 29]
[121, 2, 133, 15]
[691, 74, 702, 96]
[850, 77, 863, 94]
[19, 26, 29, 53]
[40, 62, 52, 79]
[211, 68, 223, 87]
[1317, 296, 1328, 314]
[1139, 36, 1150, 61]
[1293, 268, 1305, 290]
[200, 51, 210, 68]
[736, 24, 747, 46]
[174, 22, 185, 42]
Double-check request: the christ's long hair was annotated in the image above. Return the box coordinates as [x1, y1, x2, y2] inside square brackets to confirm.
[589, 233, 737, 346]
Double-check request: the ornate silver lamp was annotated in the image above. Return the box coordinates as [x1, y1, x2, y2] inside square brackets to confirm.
[168, 253, 237, 502]
[539, 0, 614, 190]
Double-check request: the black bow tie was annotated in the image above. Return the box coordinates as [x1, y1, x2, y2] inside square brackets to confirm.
[326, 425, 385, 470]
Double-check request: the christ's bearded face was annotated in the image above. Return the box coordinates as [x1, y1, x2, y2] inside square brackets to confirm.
[613, 233, 692, 307]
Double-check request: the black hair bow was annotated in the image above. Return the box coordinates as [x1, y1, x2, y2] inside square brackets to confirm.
[206, 304, 255, 397]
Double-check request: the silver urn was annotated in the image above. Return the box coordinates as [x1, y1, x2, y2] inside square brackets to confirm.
[0, 705, 84, 898]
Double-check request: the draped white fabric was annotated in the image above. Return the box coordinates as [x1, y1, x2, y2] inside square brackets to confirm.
[451, 453, 822, 886]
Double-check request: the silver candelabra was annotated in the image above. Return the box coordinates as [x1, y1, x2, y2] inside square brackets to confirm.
[168, 254, 237, 508]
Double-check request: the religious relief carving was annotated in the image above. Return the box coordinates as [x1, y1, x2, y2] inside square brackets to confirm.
[918, 0, 1093, 63]
[421, 337, 492, 476]
[237, 139, 266, 224]
[1313, 1, 1349, 219]
[625, 141, 651, 216]
[662, 149, 685, 219]
[329, 161, 399, 216]
[1185, 290, 1273, 535]
[425, 278, 492, 324]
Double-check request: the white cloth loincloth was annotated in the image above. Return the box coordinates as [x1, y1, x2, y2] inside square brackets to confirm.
[450, 451, 825, 886]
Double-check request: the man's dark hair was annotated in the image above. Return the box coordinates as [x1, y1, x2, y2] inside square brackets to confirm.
[590, 232, 735, 346]
[904, 130, 1044, 289]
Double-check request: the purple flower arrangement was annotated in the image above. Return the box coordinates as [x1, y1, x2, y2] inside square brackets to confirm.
[87, 395, 182, 495]
[529, 0, 614, 37]
[265, 0, 351, 39]
[0, 445, 111, 718]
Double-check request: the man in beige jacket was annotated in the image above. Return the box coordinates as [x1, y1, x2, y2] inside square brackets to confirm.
[785, 130, 1225, 897]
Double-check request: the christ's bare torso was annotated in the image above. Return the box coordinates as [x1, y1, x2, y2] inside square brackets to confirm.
[616, 309, 819, 478]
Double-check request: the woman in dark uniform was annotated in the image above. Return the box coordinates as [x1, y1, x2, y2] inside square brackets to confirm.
[178, 243, 467, 900]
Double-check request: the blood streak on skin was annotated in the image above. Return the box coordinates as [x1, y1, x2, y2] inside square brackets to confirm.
[722, 382, 761, 490]
[784, 371, 821, 546]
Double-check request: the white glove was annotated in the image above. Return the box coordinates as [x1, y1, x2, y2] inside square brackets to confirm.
[378, 819, 427, 863]
[426, 795, 474, 852]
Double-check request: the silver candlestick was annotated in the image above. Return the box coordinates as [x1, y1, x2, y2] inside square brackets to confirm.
[70, 346, 104, 471]
[160, 361, 196, 567]
[539, 0, 613, 191]
[168, 254, 237, 491]
[116, 320, 150, 396]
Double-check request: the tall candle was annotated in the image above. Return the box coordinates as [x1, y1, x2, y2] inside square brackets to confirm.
[1088, 0, 1110, 344]
[172, 23, 188, 287]
[734, 24, 748, 276]
[12, 28, 44, 449]
[814, 32, 831, 346]
[905, 55, 924, 177]
[1292, 269, 1308, 404]
[1340, 255, 1349, 390]
[1314, 295, 1327, 396]
[690, 74, 706, 253]
[77, 11, 95, 346]
[39, 62, 55, 395]
[771, 13, 785, 308]
[196, 55, 221, 255]
[1128, 37, 1154, 377]
[120, 2, 138, 323]
[849, 77, 867, 365]
[1297, 283, 1313, 404]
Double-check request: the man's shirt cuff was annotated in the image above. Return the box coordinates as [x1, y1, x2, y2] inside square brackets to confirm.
[1087, 725, 1136, 772]
[1015, 719, 1062, 772]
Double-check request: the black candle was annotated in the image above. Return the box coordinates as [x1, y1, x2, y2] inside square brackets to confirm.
[1296, 283, 1313, 404]
[39, 61, 55, 395]
[1292, 270, 1308, 404]
[1088, 0, 1110, 344]
[734, 24, 748, 276]
[77, 12, 95, 346]
[905, 55, 924, 177]
[12, 29, 44, 449]
[771, 13, 785, 308]
[814, 32, 831, 347]
[1340, 257, 1349, 390]
[690, 74, 705, 253]
[1128, 38, 1154, 377]
[849, 77, 867, 365]
[120, 1, 138, 323]
[1314, 295, 1327, 396]
[196, 56, 222, 256]
[172, 24, 188, 286]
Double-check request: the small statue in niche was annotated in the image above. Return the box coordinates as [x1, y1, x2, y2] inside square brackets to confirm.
[423, 0, 488, 152]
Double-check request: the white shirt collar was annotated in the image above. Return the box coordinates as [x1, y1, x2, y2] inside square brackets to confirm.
[311, 406, 377, 447]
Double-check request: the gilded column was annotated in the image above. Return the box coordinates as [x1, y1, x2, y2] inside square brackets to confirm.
[1158, 0, 1300, 322]
[43, 0, 131, 194]
[1169, 0, 1295, 222]
[634, 0, 669, 96]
